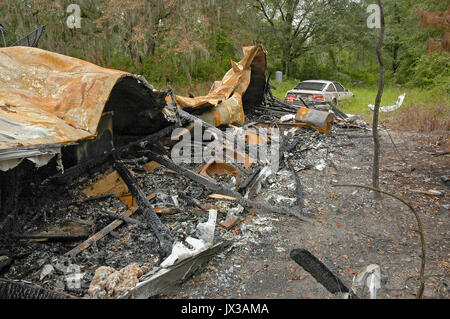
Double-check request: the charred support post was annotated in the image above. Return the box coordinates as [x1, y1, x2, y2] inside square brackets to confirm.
[113, 155, 173, 257]
[290, 249, 357, 298]
[166, 103, 236, 144]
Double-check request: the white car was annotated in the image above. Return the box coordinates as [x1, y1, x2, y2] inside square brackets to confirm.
[284, 80, 354, 106]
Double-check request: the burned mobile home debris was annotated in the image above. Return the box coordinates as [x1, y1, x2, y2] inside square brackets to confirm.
[0, 44, 373, 299]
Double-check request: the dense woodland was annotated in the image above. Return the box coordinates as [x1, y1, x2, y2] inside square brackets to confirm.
[0, 0, 448, 93]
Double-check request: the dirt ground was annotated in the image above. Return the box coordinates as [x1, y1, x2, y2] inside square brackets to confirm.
[169, 129, 449, 299]
[1, 126, 448, 299]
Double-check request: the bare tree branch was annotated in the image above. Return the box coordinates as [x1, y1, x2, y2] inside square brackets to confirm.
[255, 0, 276, 26]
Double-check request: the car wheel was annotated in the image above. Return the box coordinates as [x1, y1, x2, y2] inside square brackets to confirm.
[332, 98, 338, 106]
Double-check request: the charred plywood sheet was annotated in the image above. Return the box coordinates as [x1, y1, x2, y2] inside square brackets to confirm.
[0, 46, 168, 171]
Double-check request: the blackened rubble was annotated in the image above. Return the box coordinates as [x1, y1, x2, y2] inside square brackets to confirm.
[0, 100, 366, 298]
[2, 46, 443, 300]
[0, 46, 367, 297]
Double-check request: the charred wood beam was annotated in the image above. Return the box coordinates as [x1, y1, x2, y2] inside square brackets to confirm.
[278, 131, 301, 171]
[12, 233, 88, 242]
[327, 101, 348, 120]
[113, 155, 173, 257]
[43, 152, 110, 186]
[143, 149, 310, 222]
[166, 104, 236, 144]
[432, 152, 449, 157]
[290, 249, 357, 298]
[68, 193, 115, 206]
[0, 278, 77, 299]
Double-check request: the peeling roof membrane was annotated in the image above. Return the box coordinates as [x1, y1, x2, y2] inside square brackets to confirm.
[169, 45, 267, 127]
[0, 46, 166, 171]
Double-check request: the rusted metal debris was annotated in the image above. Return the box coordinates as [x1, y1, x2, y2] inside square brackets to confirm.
[295, 107, 335, 134]
[167, 45, 267, 127]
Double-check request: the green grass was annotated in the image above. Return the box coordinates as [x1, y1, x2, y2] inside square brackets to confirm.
[272, 79, 450, 129]
[339, 86, 449, 125]
[271, 78, 301, 100]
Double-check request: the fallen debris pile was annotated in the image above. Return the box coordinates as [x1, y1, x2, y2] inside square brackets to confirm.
[0, 44, 372, 299]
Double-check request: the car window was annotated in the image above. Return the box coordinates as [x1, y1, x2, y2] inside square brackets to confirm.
[334, 82, 345, 92]
[326, 83, 336, 92]
[294, 82, 326, 91]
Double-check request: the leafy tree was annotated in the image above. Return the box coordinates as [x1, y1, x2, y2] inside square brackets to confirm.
[252, 0, 337, 76]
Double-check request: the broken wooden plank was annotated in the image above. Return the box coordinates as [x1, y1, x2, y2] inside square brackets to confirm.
[113, 156, 173, 257]
[14, 222, 89, 242]
[208, 194, 237, 201]
[238, 166, 262, 194]
[119, 241, 230, 299]
[13, 233, 89, 242]
[65, 207, 138, 258]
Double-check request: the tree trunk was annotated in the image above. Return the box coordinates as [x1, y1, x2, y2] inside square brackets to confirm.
[372, 0, 385, 197]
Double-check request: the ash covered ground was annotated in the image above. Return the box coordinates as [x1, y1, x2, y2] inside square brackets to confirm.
[1, 121, 448, 299]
